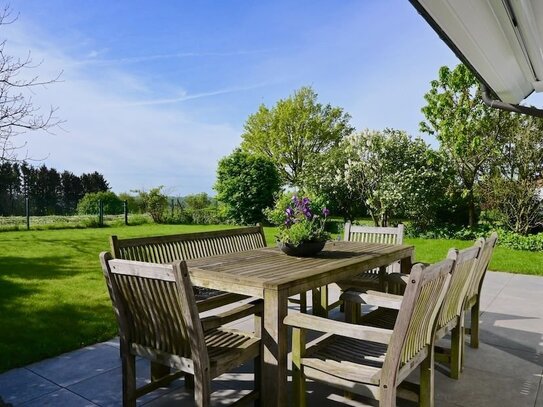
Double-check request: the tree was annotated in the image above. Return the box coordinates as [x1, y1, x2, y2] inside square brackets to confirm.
[80, 171, 109, 194]
[479, 114, 543, 234]
[241, 86, 353, 187]
[59, 171, 83, 214]
[342, 129, 452, 227]
[302, 146, 365, 221]
[215, 149, 281, 225]
[420, 64, 514, 227]
[0, 7, 61, 163]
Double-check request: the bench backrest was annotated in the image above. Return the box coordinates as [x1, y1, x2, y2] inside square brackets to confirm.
[110, 226, 267, 263]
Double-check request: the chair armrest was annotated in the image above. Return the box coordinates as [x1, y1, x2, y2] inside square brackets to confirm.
[201, 299, 263, 331]
[340, 289, 403, 310]
[284, 313, 392, 344]
[196, 292, 248, 313]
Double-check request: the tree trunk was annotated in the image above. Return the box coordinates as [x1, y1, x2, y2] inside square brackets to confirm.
[467, 190, 476, 228]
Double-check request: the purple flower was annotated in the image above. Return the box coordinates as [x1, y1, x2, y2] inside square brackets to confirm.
[285, 207, 294, 217]
[322, 207, 330, 217]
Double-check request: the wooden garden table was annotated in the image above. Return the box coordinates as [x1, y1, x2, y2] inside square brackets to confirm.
[186, 240, 414, 407]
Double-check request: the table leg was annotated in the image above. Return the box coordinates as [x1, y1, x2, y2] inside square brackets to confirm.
[262, 288, 289, 407]
[400, 254, 413, 274]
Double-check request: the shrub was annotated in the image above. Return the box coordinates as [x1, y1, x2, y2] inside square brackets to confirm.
[77, 191, 123, 215]
[136, 187, 168, 223]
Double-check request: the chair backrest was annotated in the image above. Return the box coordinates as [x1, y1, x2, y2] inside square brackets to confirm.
[100, 252, 207, 365]
[110, 225, 267, 263]
[343, 222, 404, 245]
[465, 232, 498, 304]
[344, 222, 404, 273]
[436, 245, 480, 331]
[381, 258, 453, 386]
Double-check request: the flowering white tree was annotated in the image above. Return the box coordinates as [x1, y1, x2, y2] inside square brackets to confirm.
[342, 129, 451, 227]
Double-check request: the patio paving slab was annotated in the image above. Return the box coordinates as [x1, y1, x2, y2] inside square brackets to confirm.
[26, 342, 121, 388]
[0, 368, 59, 405]
[18, 388, 98, 407]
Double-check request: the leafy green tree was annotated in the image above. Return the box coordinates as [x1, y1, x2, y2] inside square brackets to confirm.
[420, 64, 514, 227]
[118, 192, 143, 213]
[80, 171, 109, 194]
[60, 171, 84, 214]
[303, 146, 365, 221]
[342, 129, 452, 227]
[480, 114, 543, 234]
[77, 191, 123, 215]
[136, 186, 168, 223]
[215, 149, 281, 224]
[241, 86, 353, 187]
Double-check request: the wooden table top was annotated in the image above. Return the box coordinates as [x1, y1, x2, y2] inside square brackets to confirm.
[187, 241, 414, 297]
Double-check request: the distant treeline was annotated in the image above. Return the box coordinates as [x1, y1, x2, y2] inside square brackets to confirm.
[0, 162, 109, 216]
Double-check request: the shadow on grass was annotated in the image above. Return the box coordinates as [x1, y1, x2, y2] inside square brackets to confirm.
[0, 255, 78, 281]
[0, 299, 116, 373]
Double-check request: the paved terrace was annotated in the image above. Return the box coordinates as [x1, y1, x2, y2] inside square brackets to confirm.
[1, 271, 542, 406]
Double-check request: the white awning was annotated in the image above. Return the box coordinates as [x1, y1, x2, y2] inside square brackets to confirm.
[411, 0, 543, 105]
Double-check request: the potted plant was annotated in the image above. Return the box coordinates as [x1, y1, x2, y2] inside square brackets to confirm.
[277, 195, 331, 257]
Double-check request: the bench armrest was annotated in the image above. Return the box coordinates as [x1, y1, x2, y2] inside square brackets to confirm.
[201, 299, 263, 331]
[284, 313, 392, 344]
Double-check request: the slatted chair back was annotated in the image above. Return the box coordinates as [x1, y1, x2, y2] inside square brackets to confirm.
[101, 253, 205, 362]
[380, 258, 453, 388]
[343, 222, 404, 275]
[436, 245, 480, 332]
[464, 232, 498, 305]
[110, 225, 267, 264]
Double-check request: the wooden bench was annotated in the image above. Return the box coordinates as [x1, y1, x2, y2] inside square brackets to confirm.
[109, 225, 266, 307]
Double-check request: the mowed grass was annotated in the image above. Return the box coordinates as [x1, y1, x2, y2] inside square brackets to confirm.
[0, 224, 541, 373]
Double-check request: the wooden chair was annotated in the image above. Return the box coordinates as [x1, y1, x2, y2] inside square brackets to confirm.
[100, 252, 262, 407]
[284, 258, 453, 407]
[344, 244, 481, 379]
[463, 232, 498, 349]
[311, 223, 405, 317]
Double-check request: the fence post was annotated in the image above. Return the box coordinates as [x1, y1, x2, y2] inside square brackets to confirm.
[171, 199, 174, 216]
[124, 200, 128, 225]
[99, 200, 104, 227]
[25, 196, 30, 230]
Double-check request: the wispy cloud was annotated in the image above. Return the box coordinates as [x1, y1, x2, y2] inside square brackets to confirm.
[110, 82, 271, 107]
[75, 49, 271, 67]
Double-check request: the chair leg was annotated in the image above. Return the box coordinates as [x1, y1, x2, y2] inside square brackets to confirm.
[299, 292, 307, 314]
[470, 298, 480, 348]
[292, 327, 307, 407]
[184, 373, 195, 390]
[311, 286, 328, 318]
[253, 354, 261, 407]
[419, 345, 435, 407]
[194, 372, 211, 407]
[450, 318, 463, 379]
[122, 353, 137, 407]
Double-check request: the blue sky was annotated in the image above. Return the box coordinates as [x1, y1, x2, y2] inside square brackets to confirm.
[5, 0, 461, 195]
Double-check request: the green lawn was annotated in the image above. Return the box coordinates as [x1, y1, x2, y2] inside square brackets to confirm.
[0, 224, 541, 373]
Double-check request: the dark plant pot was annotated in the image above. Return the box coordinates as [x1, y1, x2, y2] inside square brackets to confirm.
[277, 241, 326, 257]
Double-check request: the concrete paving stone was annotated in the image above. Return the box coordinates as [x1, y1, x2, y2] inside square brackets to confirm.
[461, 342, 543, 378]
[475, 313, 543, 353]
[432, 364, 540, 407]
[0, 368, 59, 406]
[67, 358, 182, 407]
[102, 337, 120, 349]
[18, 388, 98, 407]
[27, 342, 121, 387]
[141, 379, 241, 406]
